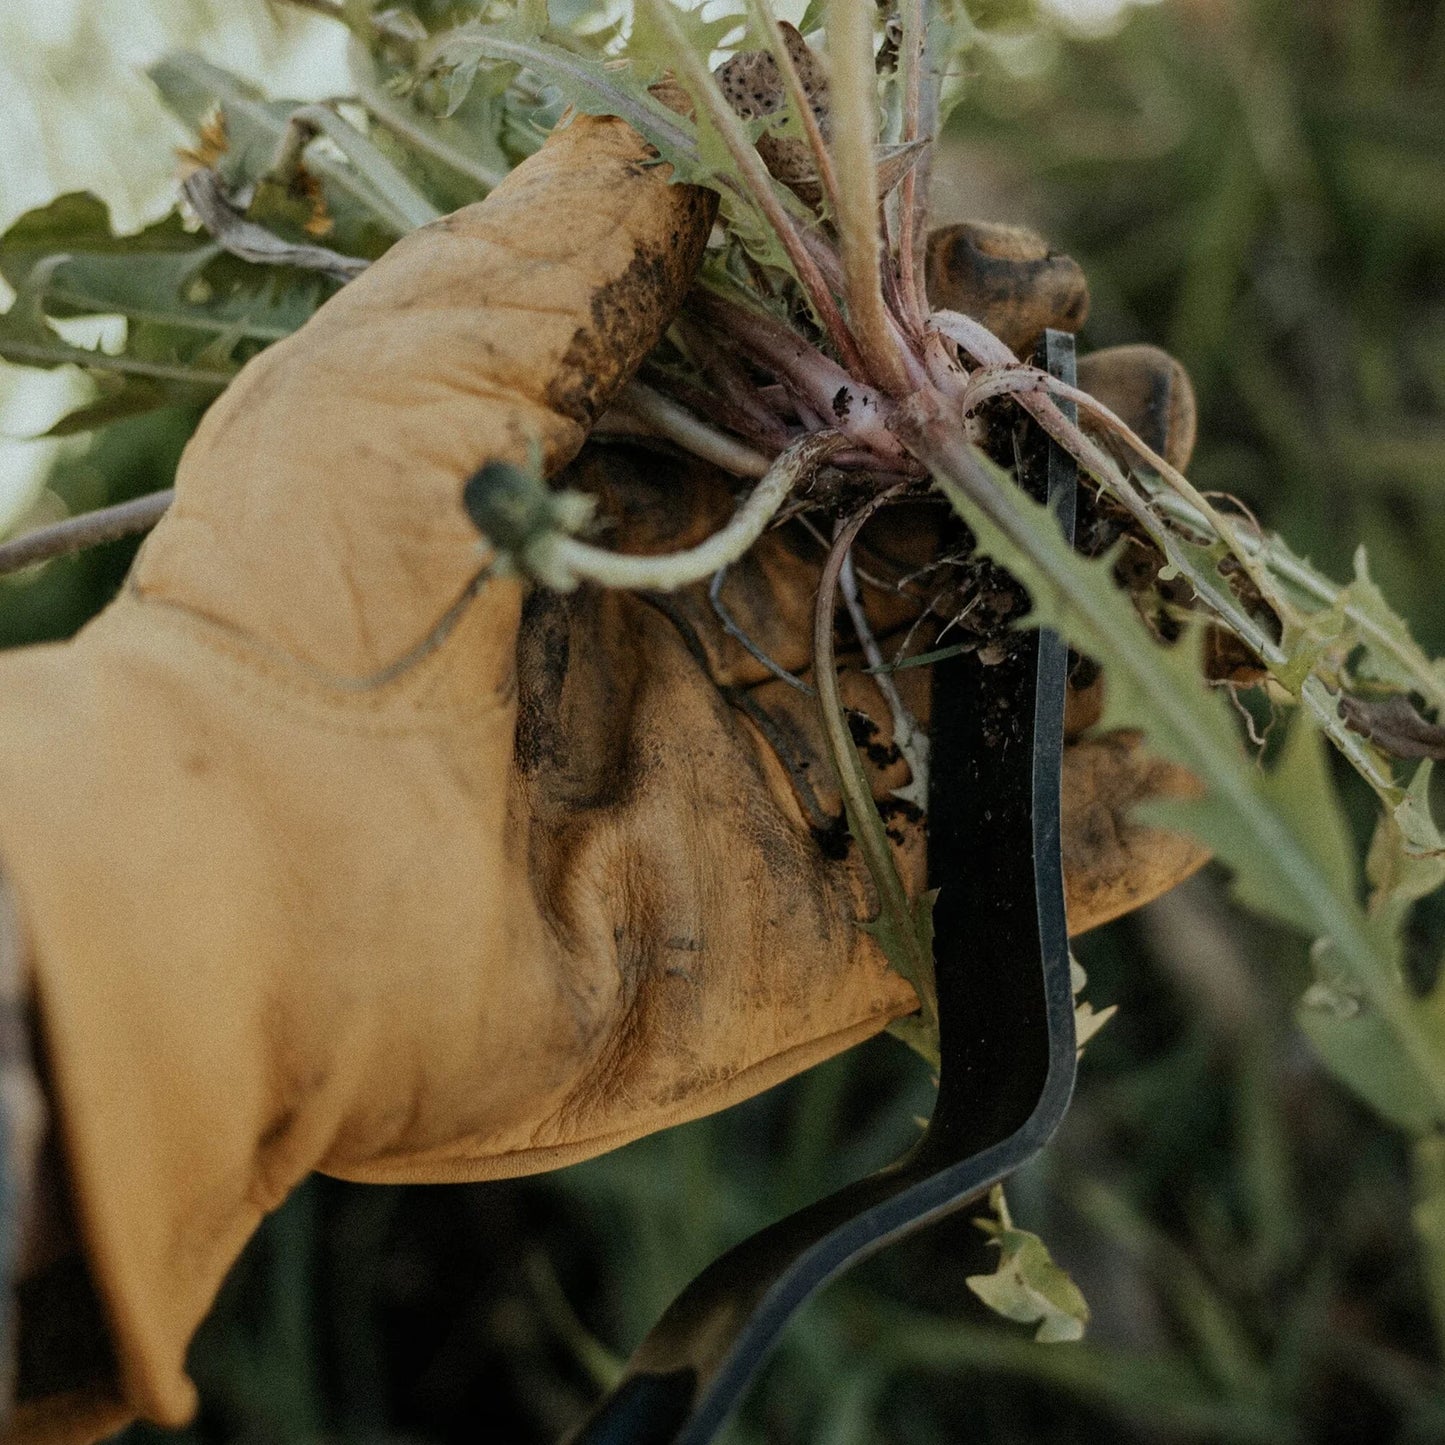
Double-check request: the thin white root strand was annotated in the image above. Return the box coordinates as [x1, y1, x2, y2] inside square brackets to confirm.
[617, 382, 772, 479]
[928, 311, 1299, 631]
[927, 308, 1015, 367]
[526, 430, 847, 592]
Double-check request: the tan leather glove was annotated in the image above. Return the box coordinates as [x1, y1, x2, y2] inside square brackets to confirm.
[0, 114, 1205, 1438]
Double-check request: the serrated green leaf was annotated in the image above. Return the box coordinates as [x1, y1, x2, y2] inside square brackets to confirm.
[1343, 545, 1445, 697]
[1298, 967, 1440, 1134]
[0, 193, 317, 344]
[1123, 709, 1357, 940]
[346, 40, 510, 196]
[280, 106, 441, 232]
[0, 194, 199, 296]
[627, 0, 740, 72]
[147, 53, 406, 248]
[968, 1186, 1090, 1343]
[861, 888, 936, 1004]
[422, 23, 700, 167]
[0, 257, 234, 397]
[1276, 596, 1349, 696]
[1242, 525, 1445, 717]
[900, 411, 1445, 1130]
[416, 0, 557, 116]
[1367, 761, 1445, 907]
[0, 311, 232, 394]
[0, 194, 324, 433]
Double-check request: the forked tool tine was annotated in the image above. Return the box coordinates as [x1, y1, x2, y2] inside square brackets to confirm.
[567, 329, 1082, 1445]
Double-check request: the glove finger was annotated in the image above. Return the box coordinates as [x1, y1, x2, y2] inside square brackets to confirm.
[1066, 348, 1206, 914]
[925, 221, 1090, 356]
[558, 447, 1209, 949]
[485, 568, 920, 1172]
[729, 662, 1207, 939]
[1061, 730, 1210, 933]
[582, 454, 1203, 941]
[1076, 342, 1198, 472]
[134, 115, 715, 678]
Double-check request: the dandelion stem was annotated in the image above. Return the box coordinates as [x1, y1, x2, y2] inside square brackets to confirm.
[527, 432, 846, 592]
[618, 382, 772, 479]
[693, 289, 903, 459]
[744, 0, 844, 222]
[636, 0, 866, 376]
[814, 492, 937, 1030]
[896, 0, 928, 333]
[0, 491, 173, 576]
[827, 0, 914, 395]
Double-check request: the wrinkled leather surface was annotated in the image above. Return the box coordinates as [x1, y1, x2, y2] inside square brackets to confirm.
[0, 112, 1206, 1442]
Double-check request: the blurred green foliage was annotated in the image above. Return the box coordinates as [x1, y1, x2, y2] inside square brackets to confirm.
[958, 0, 1445, 651]
[4, 0, 1443, 1441]
[0, 410, 194, 648]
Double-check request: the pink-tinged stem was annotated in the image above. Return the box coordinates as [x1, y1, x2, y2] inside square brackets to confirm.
[896, 0, 927, 332]
[636, 0, 866, 377]
[827, 0, 914, 396]
[744, 0, 845, 223]
[673, 318, 791, 445]
[0, 490, 173, 575]
[799, 227, 930, 391]
[930, 309, 1301, 628]
[694, 290, 906, 460]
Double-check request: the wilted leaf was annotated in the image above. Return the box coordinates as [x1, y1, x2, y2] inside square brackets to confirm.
[1071, 957, 1117, 1051]
[968, 1186, 1090, 1343]
[181, 171, 369, 282]
[1340, 693, 1445, 762]
[904, 416, 1445, 1132]
[147, 53, 404, 252]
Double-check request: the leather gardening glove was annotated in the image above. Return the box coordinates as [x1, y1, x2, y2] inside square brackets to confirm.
[0, 114, 1203, 1441]
[926, 222, 1208, 924]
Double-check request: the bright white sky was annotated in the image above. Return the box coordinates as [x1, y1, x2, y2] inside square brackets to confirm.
[0, 0, 1163, 534]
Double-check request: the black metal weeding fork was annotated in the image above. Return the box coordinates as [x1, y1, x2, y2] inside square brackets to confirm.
[567, 329, 1082, 1445]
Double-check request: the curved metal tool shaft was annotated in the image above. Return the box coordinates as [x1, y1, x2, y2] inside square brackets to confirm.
[567, 330, 1082, 1445]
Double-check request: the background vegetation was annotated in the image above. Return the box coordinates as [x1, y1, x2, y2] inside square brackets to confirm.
[3, 0, 1444, 1440]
